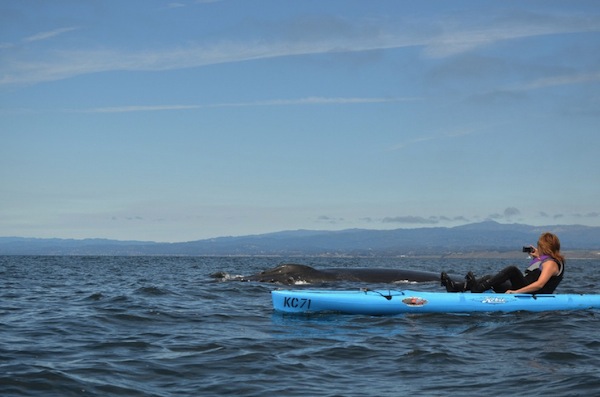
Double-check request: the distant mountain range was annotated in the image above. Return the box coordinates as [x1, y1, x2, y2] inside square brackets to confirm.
[1, 221, 600, 257]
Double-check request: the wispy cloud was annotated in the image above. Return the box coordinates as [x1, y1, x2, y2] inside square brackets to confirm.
[166, 3, 186, 9]
[164, 0, 222, 9]
[424, 26, 588, 59]
[81, 104, 204, 114]
[486, 207, 522, 222]
[382, 216, 439, 225]
[76, 96, 412, 113]
[23, 27, 79, 43]
[0, 26, 79, 51]
[389, 136, 436, 151]
[516, 71, 600, 91]
[389, 126, 481, 151]
[380, 215, 474, 225]
[471, 70, 600, 107]
[316, 215, 345, 224]
[2, 12, 599, 86]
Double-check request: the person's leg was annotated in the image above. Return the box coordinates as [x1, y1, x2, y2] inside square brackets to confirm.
[491, 280, 512, 293]
[441, 272, 467, 292]
[471, 266, 525, 292]
[466, 272, 491, 291]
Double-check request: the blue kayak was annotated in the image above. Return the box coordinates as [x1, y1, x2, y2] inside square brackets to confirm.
[271, 289, 600, 315]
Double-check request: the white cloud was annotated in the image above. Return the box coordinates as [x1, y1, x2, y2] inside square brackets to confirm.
[517, 71, 600, 91]
[2, 12, 599, 87]
[382, 216, 438, 225]
[77, 96, 411, 113]
[166, 3, 186, 9]
[23, 27, 79, 43]
[389, 135, 435, 151]
[389, 125, 482, 151]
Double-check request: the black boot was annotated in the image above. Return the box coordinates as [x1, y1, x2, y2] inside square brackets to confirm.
[464, 272, 493, 293]
[471, 277, 492, 293]
[441, 272, 466, 293]
[465, 271, 477, 291]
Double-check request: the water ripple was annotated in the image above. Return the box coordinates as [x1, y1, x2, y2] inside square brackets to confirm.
[1, 256, 599, 397]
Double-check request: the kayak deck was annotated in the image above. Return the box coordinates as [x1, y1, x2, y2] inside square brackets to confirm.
[271, 289, 600, 315]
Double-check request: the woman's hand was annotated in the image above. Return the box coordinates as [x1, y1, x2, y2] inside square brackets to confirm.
[529, 246, 540, 259]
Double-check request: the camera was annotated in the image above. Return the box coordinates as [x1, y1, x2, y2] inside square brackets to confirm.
[522, 246, 535, 253]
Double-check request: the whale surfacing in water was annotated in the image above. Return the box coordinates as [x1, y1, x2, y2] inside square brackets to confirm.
[212, 263, 440, 285]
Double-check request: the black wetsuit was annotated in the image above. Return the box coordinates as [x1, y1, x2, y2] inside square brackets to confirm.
[482, 256, 564, 294]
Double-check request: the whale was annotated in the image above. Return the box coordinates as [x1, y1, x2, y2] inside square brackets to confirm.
[211, 263, 442, 285]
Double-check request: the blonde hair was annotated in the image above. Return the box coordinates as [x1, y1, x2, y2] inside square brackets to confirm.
[537, 232, 564, 263]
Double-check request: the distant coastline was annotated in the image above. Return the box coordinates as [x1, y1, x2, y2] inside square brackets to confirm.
[2, 221, 600, 257]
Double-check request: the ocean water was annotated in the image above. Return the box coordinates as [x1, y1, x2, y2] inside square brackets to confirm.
[1, 255, 599, 397]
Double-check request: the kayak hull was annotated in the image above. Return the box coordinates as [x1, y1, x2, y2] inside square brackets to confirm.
[271, 289, 600, 315]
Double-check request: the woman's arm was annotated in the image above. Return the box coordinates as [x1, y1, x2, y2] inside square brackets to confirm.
[505, 260, 559, 294]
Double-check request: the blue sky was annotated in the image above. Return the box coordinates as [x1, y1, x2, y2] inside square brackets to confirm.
[2, 1, 600, 242]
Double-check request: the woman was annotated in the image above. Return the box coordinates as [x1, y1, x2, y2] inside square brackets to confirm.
[441, 232, 565, 294]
